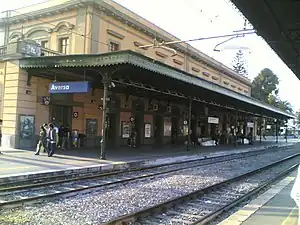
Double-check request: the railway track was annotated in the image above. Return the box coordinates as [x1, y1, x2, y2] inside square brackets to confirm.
[103, 152, 300, 225]
[0, 144, 293, 189]
[0, 145, 295, 210]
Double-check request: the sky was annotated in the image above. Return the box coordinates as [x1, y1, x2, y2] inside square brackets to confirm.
[1, 0, 300, 111]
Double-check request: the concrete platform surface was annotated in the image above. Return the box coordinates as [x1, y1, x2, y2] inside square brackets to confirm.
[219, 170, 299, 225]
[0, 140, 298, 184]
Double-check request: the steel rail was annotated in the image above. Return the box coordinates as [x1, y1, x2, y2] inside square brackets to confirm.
[192, 163, 298, 225]
[0, 146, 292, 210]
[103, 152, 300, 225]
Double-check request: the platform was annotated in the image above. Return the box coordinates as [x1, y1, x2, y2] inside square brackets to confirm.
[0, 139, 298, 185]
[218, 168, 299, 225]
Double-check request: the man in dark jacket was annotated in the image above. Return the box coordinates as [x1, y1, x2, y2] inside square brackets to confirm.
[48, 123, 57, 157]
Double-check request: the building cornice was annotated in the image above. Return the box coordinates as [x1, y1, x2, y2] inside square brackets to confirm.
[0, 0, 252, 86]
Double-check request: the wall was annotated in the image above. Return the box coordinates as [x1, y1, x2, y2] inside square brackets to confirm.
[1, 61, 38, 148]
[4, 3, 252, 95]
[95, 10, 252, 95]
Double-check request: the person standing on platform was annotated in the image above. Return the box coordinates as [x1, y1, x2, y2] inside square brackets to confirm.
[58, 124, 65, 149]
[48, 123, 57, 157]
[35, 125, 47, 155]
[62, 124, 70, 150]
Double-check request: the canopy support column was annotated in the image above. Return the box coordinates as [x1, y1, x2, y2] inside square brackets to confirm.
[100, 72, 111, 160]
[187, 97, 192, 151]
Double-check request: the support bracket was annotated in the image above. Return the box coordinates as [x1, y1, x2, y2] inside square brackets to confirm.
[27, 73, 32, 86]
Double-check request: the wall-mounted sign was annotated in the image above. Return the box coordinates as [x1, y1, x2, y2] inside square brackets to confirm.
[266, 125, 272, 129]
[41, 96, 51, 105]
[145, 123, 151, 138]
[73, 112, 79, 118]
[18, 41, 41, 57]
[49, 81, 89, 94]
[208, 117, 219, 124]
[247, 122, 254, 128]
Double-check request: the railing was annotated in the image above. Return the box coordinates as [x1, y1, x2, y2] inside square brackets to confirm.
[41, 47, 65, 56]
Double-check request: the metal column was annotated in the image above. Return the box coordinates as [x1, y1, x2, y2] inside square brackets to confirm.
[259, 117, 262, 144]
[275, 119, 278, 144]
[285, 120, 288, 143]
[100, 73, 109, 160]
[187, 97, 192, 151]
[235, 110, 238, 148]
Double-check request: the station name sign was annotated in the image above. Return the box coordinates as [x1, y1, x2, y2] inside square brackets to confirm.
[49, 81, 89, 94]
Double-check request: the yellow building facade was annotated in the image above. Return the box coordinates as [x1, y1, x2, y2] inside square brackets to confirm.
[0, 0, 260, 149]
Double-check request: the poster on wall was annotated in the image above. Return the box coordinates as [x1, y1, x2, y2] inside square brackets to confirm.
[86, 119, 98, 137]
[247, 122, 254, 128]
[19, 115, 35, 140]
[122, 122, 130, 138]
[164, 118, 172, 136]
[208, 117, 219, 124]
[144, 123, 151, 138]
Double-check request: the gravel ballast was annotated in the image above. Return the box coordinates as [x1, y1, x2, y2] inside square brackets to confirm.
[0, 147, 299, 225]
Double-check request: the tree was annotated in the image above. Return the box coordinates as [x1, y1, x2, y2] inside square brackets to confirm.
[267, 94, 293, 113]
[277, 99, 293, 114]
[232, 50, 248, 77]
[251, 68, 279, 102]
[295, 110, 300, 126]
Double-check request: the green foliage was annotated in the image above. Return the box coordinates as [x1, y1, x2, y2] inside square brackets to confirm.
[295, 110, 300, 125]
[232, 50, 248, 77]
[251, 68, 279, 101]
[251, 68, 293, 113]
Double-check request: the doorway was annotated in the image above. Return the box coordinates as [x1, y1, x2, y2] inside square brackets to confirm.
[154, 115, 163, 146]
[51, 105, 72, 127]
[106, 113, 117, 148]
[171, 117, 178, 144]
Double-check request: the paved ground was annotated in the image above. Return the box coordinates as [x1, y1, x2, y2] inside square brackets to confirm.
[241, 181, 298, 225]
[219, 168, 299, 225]
[0, 138, 298, 177]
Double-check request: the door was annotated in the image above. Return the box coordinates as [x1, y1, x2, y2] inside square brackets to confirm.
[171, 117, 178, 144]
[86, 119, 98, 147]
[51, 105, 72, 127]
[106, 113, 117, 148]
[154, 115, 163, 146]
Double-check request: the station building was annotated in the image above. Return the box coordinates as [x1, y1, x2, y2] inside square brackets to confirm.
[0, 0, 293, 150]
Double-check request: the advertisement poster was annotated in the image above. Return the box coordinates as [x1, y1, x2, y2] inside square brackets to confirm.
[122, 122, 130, 138]
[164, 117, 172, 136]
[86, 119, 98, 136]
[145, 123, 151, 138]
[19, 115, 35, 139]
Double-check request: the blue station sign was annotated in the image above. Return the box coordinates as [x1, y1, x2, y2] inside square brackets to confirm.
[49, 81, 89, 94]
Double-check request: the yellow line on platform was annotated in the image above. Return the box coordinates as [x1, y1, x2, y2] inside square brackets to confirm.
[281, 206, 298, 225]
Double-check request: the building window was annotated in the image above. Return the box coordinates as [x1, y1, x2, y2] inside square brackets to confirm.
[58, 37, 69, 54]
[109, 41, 120, 52]
[40, 40, 49, 49]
